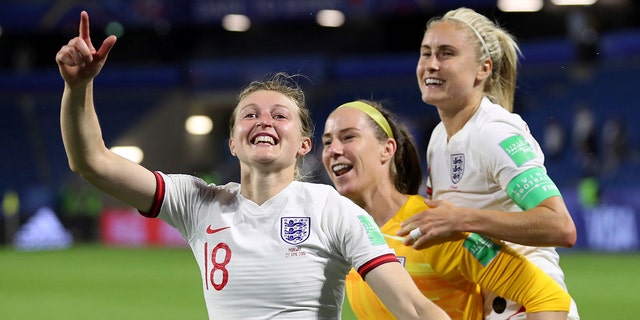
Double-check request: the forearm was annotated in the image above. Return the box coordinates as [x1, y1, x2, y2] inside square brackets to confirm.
[60, 82, 156, 211]
[60, 82, 110, 176]
[459, 201, 576, 247]
[366, 263, 451, 320]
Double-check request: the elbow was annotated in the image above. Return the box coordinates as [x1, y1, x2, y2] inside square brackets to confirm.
[559, 220, 577, 248]
[67, 158, 91, 177]
[563, 230, 577, 248]
[543, 198, 578, 247]
[67, 159, 81, 174]
[66, 154, 103, 181]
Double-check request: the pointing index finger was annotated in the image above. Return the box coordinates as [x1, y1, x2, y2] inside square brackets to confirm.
[79, 11, 95, 52]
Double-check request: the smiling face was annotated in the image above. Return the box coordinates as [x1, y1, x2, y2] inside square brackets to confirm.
[321, 107, 392, 199]
[416, 21, 490, 112]
[229, 90, 311, 173]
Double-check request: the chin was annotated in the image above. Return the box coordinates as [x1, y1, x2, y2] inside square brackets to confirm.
[334, 184, 351, 197]
[421, 93, 437, 104]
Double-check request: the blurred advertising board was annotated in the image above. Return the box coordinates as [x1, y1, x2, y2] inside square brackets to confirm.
[99, 208, 186, 247]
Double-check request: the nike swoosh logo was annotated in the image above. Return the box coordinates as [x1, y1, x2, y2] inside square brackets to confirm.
[206, 225, 230, 234]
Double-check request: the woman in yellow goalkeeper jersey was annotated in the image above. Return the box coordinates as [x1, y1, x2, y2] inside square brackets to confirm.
[321, 99, 571, 320]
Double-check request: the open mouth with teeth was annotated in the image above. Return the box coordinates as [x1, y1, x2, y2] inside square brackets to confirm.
[331, 163, 353, 177]
[252, 135, 277, 145]
[424, 78, 444, 86]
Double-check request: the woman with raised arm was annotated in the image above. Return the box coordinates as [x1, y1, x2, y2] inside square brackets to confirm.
[56, 11, 450, 320]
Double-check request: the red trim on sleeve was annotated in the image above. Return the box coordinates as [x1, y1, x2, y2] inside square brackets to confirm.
[139, 171, 165, 218]
[357, 253, 399, 279]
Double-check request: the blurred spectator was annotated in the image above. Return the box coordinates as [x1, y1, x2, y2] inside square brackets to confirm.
[543, 118, 566, 161]
[572, 103, 599, 176]
[601, 115, 628, 175]
[12, 45, 35, 73]
[577, 176, 600, 209]
[567, 9, 599, 64]
[2, 189, 20, 245]
[57, 184, 102, 242]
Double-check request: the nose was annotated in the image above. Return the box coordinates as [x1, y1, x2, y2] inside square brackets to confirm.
[256, 113, 273, 127]
[419, 55, 439, 72]
[324, 139, 343, 157]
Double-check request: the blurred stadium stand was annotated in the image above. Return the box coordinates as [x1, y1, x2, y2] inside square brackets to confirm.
[1, 0, 640, 250]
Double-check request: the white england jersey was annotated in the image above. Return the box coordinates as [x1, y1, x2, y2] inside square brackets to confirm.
[143, 172, 397, 320]
[426, 97, 579, 319]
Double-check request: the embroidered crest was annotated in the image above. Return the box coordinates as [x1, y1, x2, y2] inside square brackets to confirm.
[281, 217, 310, 245]
[450, 153, 465, 184]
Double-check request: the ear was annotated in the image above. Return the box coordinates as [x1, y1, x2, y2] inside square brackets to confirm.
[380, 138, 397, 164]
[228, 138, 236, 156]
[297, 137, 312, 157]
[476, 57, 493, 82]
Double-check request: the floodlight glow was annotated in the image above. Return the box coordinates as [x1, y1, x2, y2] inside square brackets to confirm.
[110, 146, 144, 164]
[186, 115, 213, 135]
[552, 0, 597, 5]
[222, 14, 251, 32]
[498, 0, 543, 12]
[316, 10, 345, 28]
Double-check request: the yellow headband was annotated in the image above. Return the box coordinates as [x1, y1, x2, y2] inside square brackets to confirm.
[337, 101, 394, 138]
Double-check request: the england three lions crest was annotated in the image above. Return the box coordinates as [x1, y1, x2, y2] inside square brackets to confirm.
[450, 153, 465, 184]
[281, 217, 310, 245]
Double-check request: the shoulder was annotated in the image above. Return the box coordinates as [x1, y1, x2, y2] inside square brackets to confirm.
[398, 195, 429, 220]
[474, 98, 527, 132]
[430, 122, 447, 140]
[162, 172, 240, 198]
[405, 195, 428, 211]
[295, 182, 366, 214]
[293, 181, 345, 199]
[426, 122, 446, 156]
[470, 98, 530, 148]
[295, 180, 334, 191]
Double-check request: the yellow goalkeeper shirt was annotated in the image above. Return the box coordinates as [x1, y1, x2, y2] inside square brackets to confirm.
[345, 195, 571, 320]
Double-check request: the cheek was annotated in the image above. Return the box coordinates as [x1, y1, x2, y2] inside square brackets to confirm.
[454, 63, 479, 81]
[416, 61, 426, 75]
[232, 123, 253, 139]
[321, 149, 330, 166]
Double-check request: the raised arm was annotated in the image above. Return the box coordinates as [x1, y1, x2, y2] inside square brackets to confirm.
[56, 11, 156, 212]
[365, 262, 451, 320]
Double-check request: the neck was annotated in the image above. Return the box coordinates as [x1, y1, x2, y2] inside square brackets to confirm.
[438, 96, 484, 139]
[239, 164, 296, 205]
[354, 183, 407, 227]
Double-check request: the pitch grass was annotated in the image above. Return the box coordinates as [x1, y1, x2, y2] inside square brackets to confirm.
[1, 246, 638, 320]
[0, 245, 207, 320]
[558, 250, 640, 320]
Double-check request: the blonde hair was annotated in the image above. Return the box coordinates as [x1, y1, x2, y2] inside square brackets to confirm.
[427, 7, 521, 112]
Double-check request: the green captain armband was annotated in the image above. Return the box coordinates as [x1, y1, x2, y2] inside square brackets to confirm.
[506, 167, 561, 210]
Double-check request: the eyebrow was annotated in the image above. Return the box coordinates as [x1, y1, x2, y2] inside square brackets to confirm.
[239, 103, 293, 112]
[421, 44, 456, 51]
[322, 127, 360, 139]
